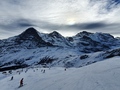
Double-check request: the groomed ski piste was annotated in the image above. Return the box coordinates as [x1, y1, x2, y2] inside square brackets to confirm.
[0, 56, 120, 90]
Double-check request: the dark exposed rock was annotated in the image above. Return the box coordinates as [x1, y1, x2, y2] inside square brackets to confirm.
[80, 55, 89, 60]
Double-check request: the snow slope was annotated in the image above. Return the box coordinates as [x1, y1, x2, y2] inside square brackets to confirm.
[0, 56, 120, 90]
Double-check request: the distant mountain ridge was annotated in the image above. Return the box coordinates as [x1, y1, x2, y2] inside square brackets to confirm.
[68, 31, 119, 52]
[1, 27, 119, 51]
[0, 27, 120, 69]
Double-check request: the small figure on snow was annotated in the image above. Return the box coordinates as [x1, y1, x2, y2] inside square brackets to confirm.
[64, 68, 66, 71]
[9, 70, 12, 74]
[20, 78, 24, 87]
[11, 76, 13, 80]
[25, 70, 28, 73]
[41, 69, 43, 72]
[33, 70, 35, 72]
[43, 70, 45, 73]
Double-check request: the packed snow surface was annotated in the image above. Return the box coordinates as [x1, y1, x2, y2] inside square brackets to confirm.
[0, 56, 120, 90]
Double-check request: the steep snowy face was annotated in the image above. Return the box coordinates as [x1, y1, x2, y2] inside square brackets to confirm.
[39, 31, 72, 47]
[91, 33, 114, 42]
[68, 31, 119, 52]
[90, 33, 117, 46]
[75, 31, 115, 42]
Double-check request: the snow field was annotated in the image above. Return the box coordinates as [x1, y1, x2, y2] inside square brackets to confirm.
[0, 57, 120, 90]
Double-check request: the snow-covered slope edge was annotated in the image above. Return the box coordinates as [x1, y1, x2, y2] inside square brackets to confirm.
[0, 56, 120, 90]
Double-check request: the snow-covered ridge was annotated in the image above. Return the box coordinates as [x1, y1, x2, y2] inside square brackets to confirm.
[0, 27, 120, 69]
[1, 27, 120, 50]
[38, 30, 72, 47]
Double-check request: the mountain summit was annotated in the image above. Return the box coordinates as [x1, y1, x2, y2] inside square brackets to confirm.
[14, 27, 51, 48]
[19, 27, 38, 37]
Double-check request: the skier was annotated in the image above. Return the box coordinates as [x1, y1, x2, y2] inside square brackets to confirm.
[41, 69, 43, 72]
[43, 69, 45, 73]
[11, 76, 13, 80]
[64, 68, 66, 71]
[20, 78, 24, 87]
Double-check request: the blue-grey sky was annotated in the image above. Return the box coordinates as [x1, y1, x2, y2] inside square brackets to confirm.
[0, 0, 120, 39]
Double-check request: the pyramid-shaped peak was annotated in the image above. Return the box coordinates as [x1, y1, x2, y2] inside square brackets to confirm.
[76, 31, 93, 37]
[51, 31, 60, 34]
[49, 31, 62, 36]
[24, 27, 37, 34]
[79, 31, 92, 35]
[19, 27, 40, 38]
[21, 27, 38, 35]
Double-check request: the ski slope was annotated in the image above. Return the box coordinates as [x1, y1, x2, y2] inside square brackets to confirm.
[0, 56, 120, 90]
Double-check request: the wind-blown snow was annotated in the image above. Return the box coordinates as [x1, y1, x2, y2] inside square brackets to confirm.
[0, 56, 120, 90]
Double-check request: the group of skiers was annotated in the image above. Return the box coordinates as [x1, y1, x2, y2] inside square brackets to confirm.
[9, 68, 45, 87]
[7, 67, 67, 88]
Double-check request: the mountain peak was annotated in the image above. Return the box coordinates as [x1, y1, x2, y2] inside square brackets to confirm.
[23, 27, 37, 34]
[49, 31, 62, 38]
[18, 27, 42, 43]
[19, 27, 39, 38]
[76, 31, 92, 37]
[50, 31, 60, 35]
[15, 27, 53, 48]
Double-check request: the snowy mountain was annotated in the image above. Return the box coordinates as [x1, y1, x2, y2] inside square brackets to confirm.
[38, 31, 72, 47]
[17, 27, 53, 48]
[67, 31, 120, 52]
[1, 27, 120, 90]
[0, 28, 52, 52]
[0, 27, 120, 70]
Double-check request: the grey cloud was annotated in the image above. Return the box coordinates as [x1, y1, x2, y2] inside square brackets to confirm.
[35, 21, 120, 32]
[0, 18, 120, 38]
[0, 0, 120, 39]
[0, 18, 120, 32]
[0, 19, 34, 30]
[35, 21, 120, 36]
[30, 21, 108, 30]
[90, 0, 120, 14]
[68, 22, 107, 30]
[16, 19, 35, 27]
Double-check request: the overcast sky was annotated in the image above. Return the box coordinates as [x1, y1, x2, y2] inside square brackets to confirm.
[0, 0, 120, 39]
